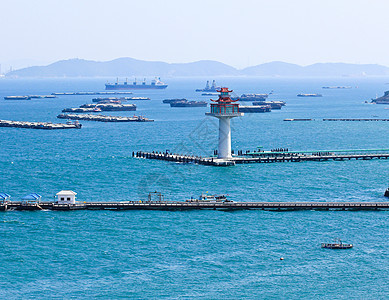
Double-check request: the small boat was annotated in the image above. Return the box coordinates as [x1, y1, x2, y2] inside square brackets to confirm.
[384, 188, 389, 197]
[321, 239, 353, 249]
[186, 193, 234, 203]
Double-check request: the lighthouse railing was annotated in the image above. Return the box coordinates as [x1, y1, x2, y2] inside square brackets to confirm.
[210, 104, 240, 115]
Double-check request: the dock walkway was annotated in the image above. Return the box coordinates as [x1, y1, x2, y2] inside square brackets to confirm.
[2, 201, 389, 211]
[134, 150, 389, 166]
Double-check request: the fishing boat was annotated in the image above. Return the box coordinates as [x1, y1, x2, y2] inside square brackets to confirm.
[321, 239, 353, 249]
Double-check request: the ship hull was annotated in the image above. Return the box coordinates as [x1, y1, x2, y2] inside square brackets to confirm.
[105, 84, 167, 90]
[170, 103, 207, 107]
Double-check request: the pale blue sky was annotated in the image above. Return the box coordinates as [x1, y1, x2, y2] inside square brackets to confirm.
[1, 0, 389, 70]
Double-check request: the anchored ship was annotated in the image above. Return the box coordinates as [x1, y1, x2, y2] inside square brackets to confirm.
[105, 77, 168, 90]
[231, 94, 269, 101]
[297, 93, 322, 97]
[170, 100, 207, 107]
[196, 80, 219, 92]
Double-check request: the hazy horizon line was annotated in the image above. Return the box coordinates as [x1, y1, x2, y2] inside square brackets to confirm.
[4, 57, 389, 73]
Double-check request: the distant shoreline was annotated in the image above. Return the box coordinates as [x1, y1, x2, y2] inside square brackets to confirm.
[5, 58, 389, 78]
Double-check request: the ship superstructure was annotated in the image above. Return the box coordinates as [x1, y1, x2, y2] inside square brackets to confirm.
[196, 80, 219, 92]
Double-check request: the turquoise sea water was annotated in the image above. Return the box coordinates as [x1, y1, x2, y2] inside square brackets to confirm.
[0, 77, 388, 298]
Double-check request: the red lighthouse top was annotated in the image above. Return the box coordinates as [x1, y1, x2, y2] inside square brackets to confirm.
[207, 87, 241, 116]
[211, 87, 239, 103]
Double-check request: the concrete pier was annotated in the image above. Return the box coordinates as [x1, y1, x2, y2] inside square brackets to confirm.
[134, 149, 389, 166]
[2, 201, 389, 211]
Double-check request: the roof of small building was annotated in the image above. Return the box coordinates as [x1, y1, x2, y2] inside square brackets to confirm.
[22, 193, 42, 201]
[0, 193, 10, 200]
[56, 190, 77, 196]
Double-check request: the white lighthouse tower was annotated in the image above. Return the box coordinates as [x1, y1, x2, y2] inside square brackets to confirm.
[206, 87, 244, 159]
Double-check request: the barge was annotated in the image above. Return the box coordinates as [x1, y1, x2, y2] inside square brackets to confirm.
[0, 119, 81, 129]
[57, 113, 153, 122]
[322, 86, 352, 89]
[62, 107, 102, 113]
[239, 105, 271, 113]
[80, 103, 137, 111]
[297, 93, 322, 97]
[163, 98, 187, 104]
[232, 94, 268, 101]
[253, 101, 286, 109]
[4, 95, 57, 100]
[92, 97, 150, 102]
[170, 100, 207, 107]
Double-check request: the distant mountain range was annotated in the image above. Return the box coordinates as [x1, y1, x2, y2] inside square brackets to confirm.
[6, 58, 389, 77]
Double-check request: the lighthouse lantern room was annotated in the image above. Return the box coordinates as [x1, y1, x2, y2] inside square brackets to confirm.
[206, 88, 244, 159]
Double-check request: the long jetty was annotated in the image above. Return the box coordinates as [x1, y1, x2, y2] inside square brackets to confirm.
[2, 201, 389, 211]
[134, 149, 389, 166]
[58, 114, 153, 122]
[0, 119, 81, 130]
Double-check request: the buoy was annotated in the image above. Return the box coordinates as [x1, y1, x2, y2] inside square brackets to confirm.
[280, 257, 284, 260]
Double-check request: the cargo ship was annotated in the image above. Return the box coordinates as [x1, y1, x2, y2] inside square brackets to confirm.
[105, 78, 167, 90]
[239, 105, 271, 113]
[231, 94, 269, 101]
[162, 98, 187, 104]
[371, 91, 389, 104]
[92, 97, 150, 102]
[170, 100, 207, 107]
[195, 80, 219, 92]
[253, 101, 286, 109]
